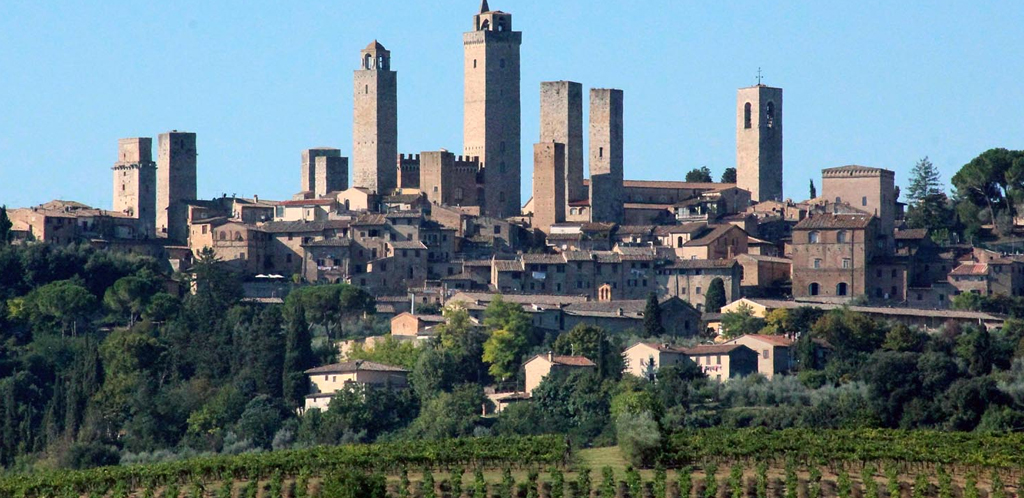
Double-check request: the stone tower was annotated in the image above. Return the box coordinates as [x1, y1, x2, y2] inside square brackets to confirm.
[464, 1, 522, 218]
[589, 88, 624, 224]
[112, 137, 156, 238]
[532, 142, 566, 234]
[540, 81, 584, 206]
[157, 131, 197, 243]
[736, 84, 783, 203]
[302, 148, 348, 198]
[353, 41, 398, 194]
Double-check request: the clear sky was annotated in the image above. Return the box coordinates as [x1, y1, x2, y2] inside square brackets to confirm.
[1, 1, 1022, 210]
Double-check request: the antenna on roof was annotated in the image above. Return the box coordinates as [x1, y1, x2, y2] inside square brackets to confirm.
[756, 67, 763, 85]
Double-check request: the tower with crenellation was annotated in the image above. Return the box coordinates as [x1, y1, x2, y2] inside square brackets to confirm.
[353, 41, 398, 194]
[463, 0, 522, 218]
[112, 137, 156, 238]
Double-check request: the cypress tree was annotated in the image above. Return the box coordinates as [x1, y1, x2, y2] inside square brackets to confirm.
[704, 278, 726, 313]
[643, 292, 665, 337]
[283, 303, 315, 408]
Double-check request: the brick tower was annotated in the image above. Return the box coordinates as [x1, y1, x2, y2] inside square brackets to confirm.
[540, 81, 584, 207]
[532, 142, 566, 234]
[588, 88, 624, 224]
[157, 131, 197, 243]
[353, 41, 398, 194]
[112, 137, 156, 238]
[736, 84, 783, 203]
[464, 1, 522, 218]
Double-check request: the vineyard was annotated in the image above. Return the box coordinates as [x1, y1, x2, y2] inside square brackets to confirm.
[4, 430, 1024, 497]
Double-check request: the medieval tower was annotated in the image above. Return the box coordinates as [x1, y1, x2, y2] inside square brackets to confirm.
[463, 0, 522, 218]
[532, 142, 566, 234]
[157, 131, 197, 243]
[540, 81, 584, 208]
[353, 41, 398, 194]
[589, 88, 624, 224]
[736, 84, 783, 203]
[112, 137, 156, 238]
[301, 147, 348, 198]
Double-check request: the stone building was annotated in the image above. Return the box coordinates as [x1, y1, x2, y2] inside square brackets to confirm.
[589, 88, 625, 223]
[540, 81, 584, 207]
[736, 85, 783, 203]
[301, 148, 348, 198]
[157, 131, 197, 243]
[655, 259, 743, 311]
[789, 213, 900, 299]
[353, 41, 398, 194]
[531, 142, 566, 234]
[821, 165, 897, 253]
[303, 361, 408, 412]
[112, 137, 156, 238]
[419, 151, 480, 207]
[523, 353, 595, 395]
[464, 1, 522, 218]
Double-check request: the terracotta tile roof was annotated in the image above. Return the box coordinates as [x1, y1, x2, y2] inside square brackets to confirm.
[794, 214, 873, 230]
[683, 344, 747, 355]
[276, 199, 336, 207]
[522, 253, 567, 264]
[895, 229, 928, 240]
[822, 165, 894, 177]
[353, 214, 388, 226]
[302, 238, 352, 247]
[662, 259, 738, 270]
[632, 342, 688, 353]
[389, 240, 428, 250]
[260, 220, 349, 233]
[615, 225, 656, 235]
[736, 254, 791, 264]
[305, 360, 408, 374]
[728, 334, 795, 347]
[683, 224, 741, 246]
[448, 292, 589, 306]
[654, 223, 707, 235]
[584, 179, 729, 190]
[534, 354, 597, 367]
[581, 222, 616, 232]
[949, 263, 989, 276]
[493, 260, 524, 272]
[624, 203, 675, 210]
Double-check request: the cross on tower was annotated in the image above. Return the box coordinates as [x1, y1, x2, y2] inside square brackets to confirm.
[756, 67, 763, 85]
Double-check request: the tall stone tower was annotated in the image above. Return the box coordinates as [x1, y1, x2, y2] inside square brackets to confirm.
[589, 89, 624, 224]
[540, 81, 584, 206]
[112, 137, 156, 238]
[353, 41, 398, 194]
[157, 131, 197, 243]
[302, 148, 348, 197]
[464, 1, 522, 218]
[736, 84, 783, 203]
[532, 142, 566, 234]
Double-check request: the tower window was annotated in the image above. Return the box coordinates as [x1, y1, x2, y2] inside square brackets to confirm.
[363, 53, 372, 69]
[599, 147, 604, 159]
[862, 196, 867, 206]
[365, 84, 368, 94]
[744, 102, 752, 129]
[473, 59, 477, 69]
[766, 101, 776, 128]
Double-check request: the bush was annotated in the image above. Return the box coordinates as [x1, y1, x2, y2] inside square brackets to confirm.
[616, 411, 662, 467]
[63, 442, 121, 470]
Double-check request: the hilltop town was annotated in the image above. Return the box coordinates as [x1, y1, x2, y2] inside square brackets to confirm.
[4, 1, 1024, 483]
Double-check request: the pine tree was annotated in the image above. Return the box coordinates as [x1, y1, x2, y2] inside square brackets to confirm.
[907, 156, 943, 204]
[643, 292, 665, 337]
[282, 303, 315, 408]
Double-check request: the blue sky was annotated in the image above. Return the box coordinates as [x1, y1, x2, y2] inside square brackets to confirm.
[1, 1, 1022, 209]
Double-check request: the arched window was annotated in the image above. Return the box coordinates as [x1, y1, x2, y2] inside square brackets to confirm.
[219, 231, 226, 241]
[837, 230, 847, 243]
[497, 20, 506, 31]
[377, 55, 386, 70]
[677, 236, 684, 247]
[766, 101, 775, 128]
[809, 283, 820, 296]
[744, 102, 752, 129]
[480, 19, 490, 30]
[808, 231, 820, 243]
[836, 282, 849, 296]
[363, 53, 372, 70]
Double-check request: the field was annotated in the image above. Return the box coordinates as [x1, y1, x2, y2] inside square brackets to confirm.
[3, 430, 1024, 497]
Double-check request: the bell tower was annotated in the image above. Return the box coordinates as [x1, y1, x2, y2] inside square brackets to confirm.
[353, 41, 398, 194]
[736, 83, 783, 203]
[464, 1, 522, 218]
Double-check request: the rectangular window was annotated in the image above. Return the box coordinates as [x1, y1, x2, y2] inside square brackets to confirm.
[842, 258, 851, 269]
[813, 259, 822, 269]
[716, 355, 722, 365]
[762, 350, 769, 359]
[862, 196, 868, 206]
[696, 287, 702, 295]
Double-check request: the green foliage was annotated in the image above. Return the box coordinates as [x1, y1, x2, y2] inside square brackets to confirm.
[703, 463, 718, 498]
[320, 469, 386, 498]
[451, 465, 464, 497]
[677, 467, 692, 498]
[685, 166, 713, 183]
[807, 467, 821, 498]
[861, 464, 878, 498]
[421, 468, 436, 498]
[784, 459, 798, 498]
[755, 461, 768, 498]
[576, 468, 592, 498]
[551, 323, 623, 379]
[837, 469, 852, 498]
[643, 292, 666, 337]
[809, 180, 817, 199]
[704, 278, 726, 314]
[483, 327, 527, 381]
[936, 465, 951, 498]
[885, 464, 900, 498]
[990, 470, 1006, 498]
[652, 464, 667, 498]
[0, 206, 12, 244]
[473, 468, 487, 498]
[728, 463, 743, 498]
[407, 384, 485, 439]
[625, 466, 642, 498]
[282, 302, 316, 408]
[951, 148, 1024, 237]
[599, 467, 615, 498]
[964, 472, 979, 498]
[502, 467, 516, 498]
[616, 410, 662, 468]
[721, 168, 737, 184]
[347, 335, 421, 369]
[720, 303, 765, 339]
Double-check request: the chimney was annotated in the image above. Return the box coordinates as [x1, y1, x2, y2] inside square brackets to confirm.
[547, 351, 553, 362]
[254, 194, 259, 203]
[616, 308, 624, 316]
